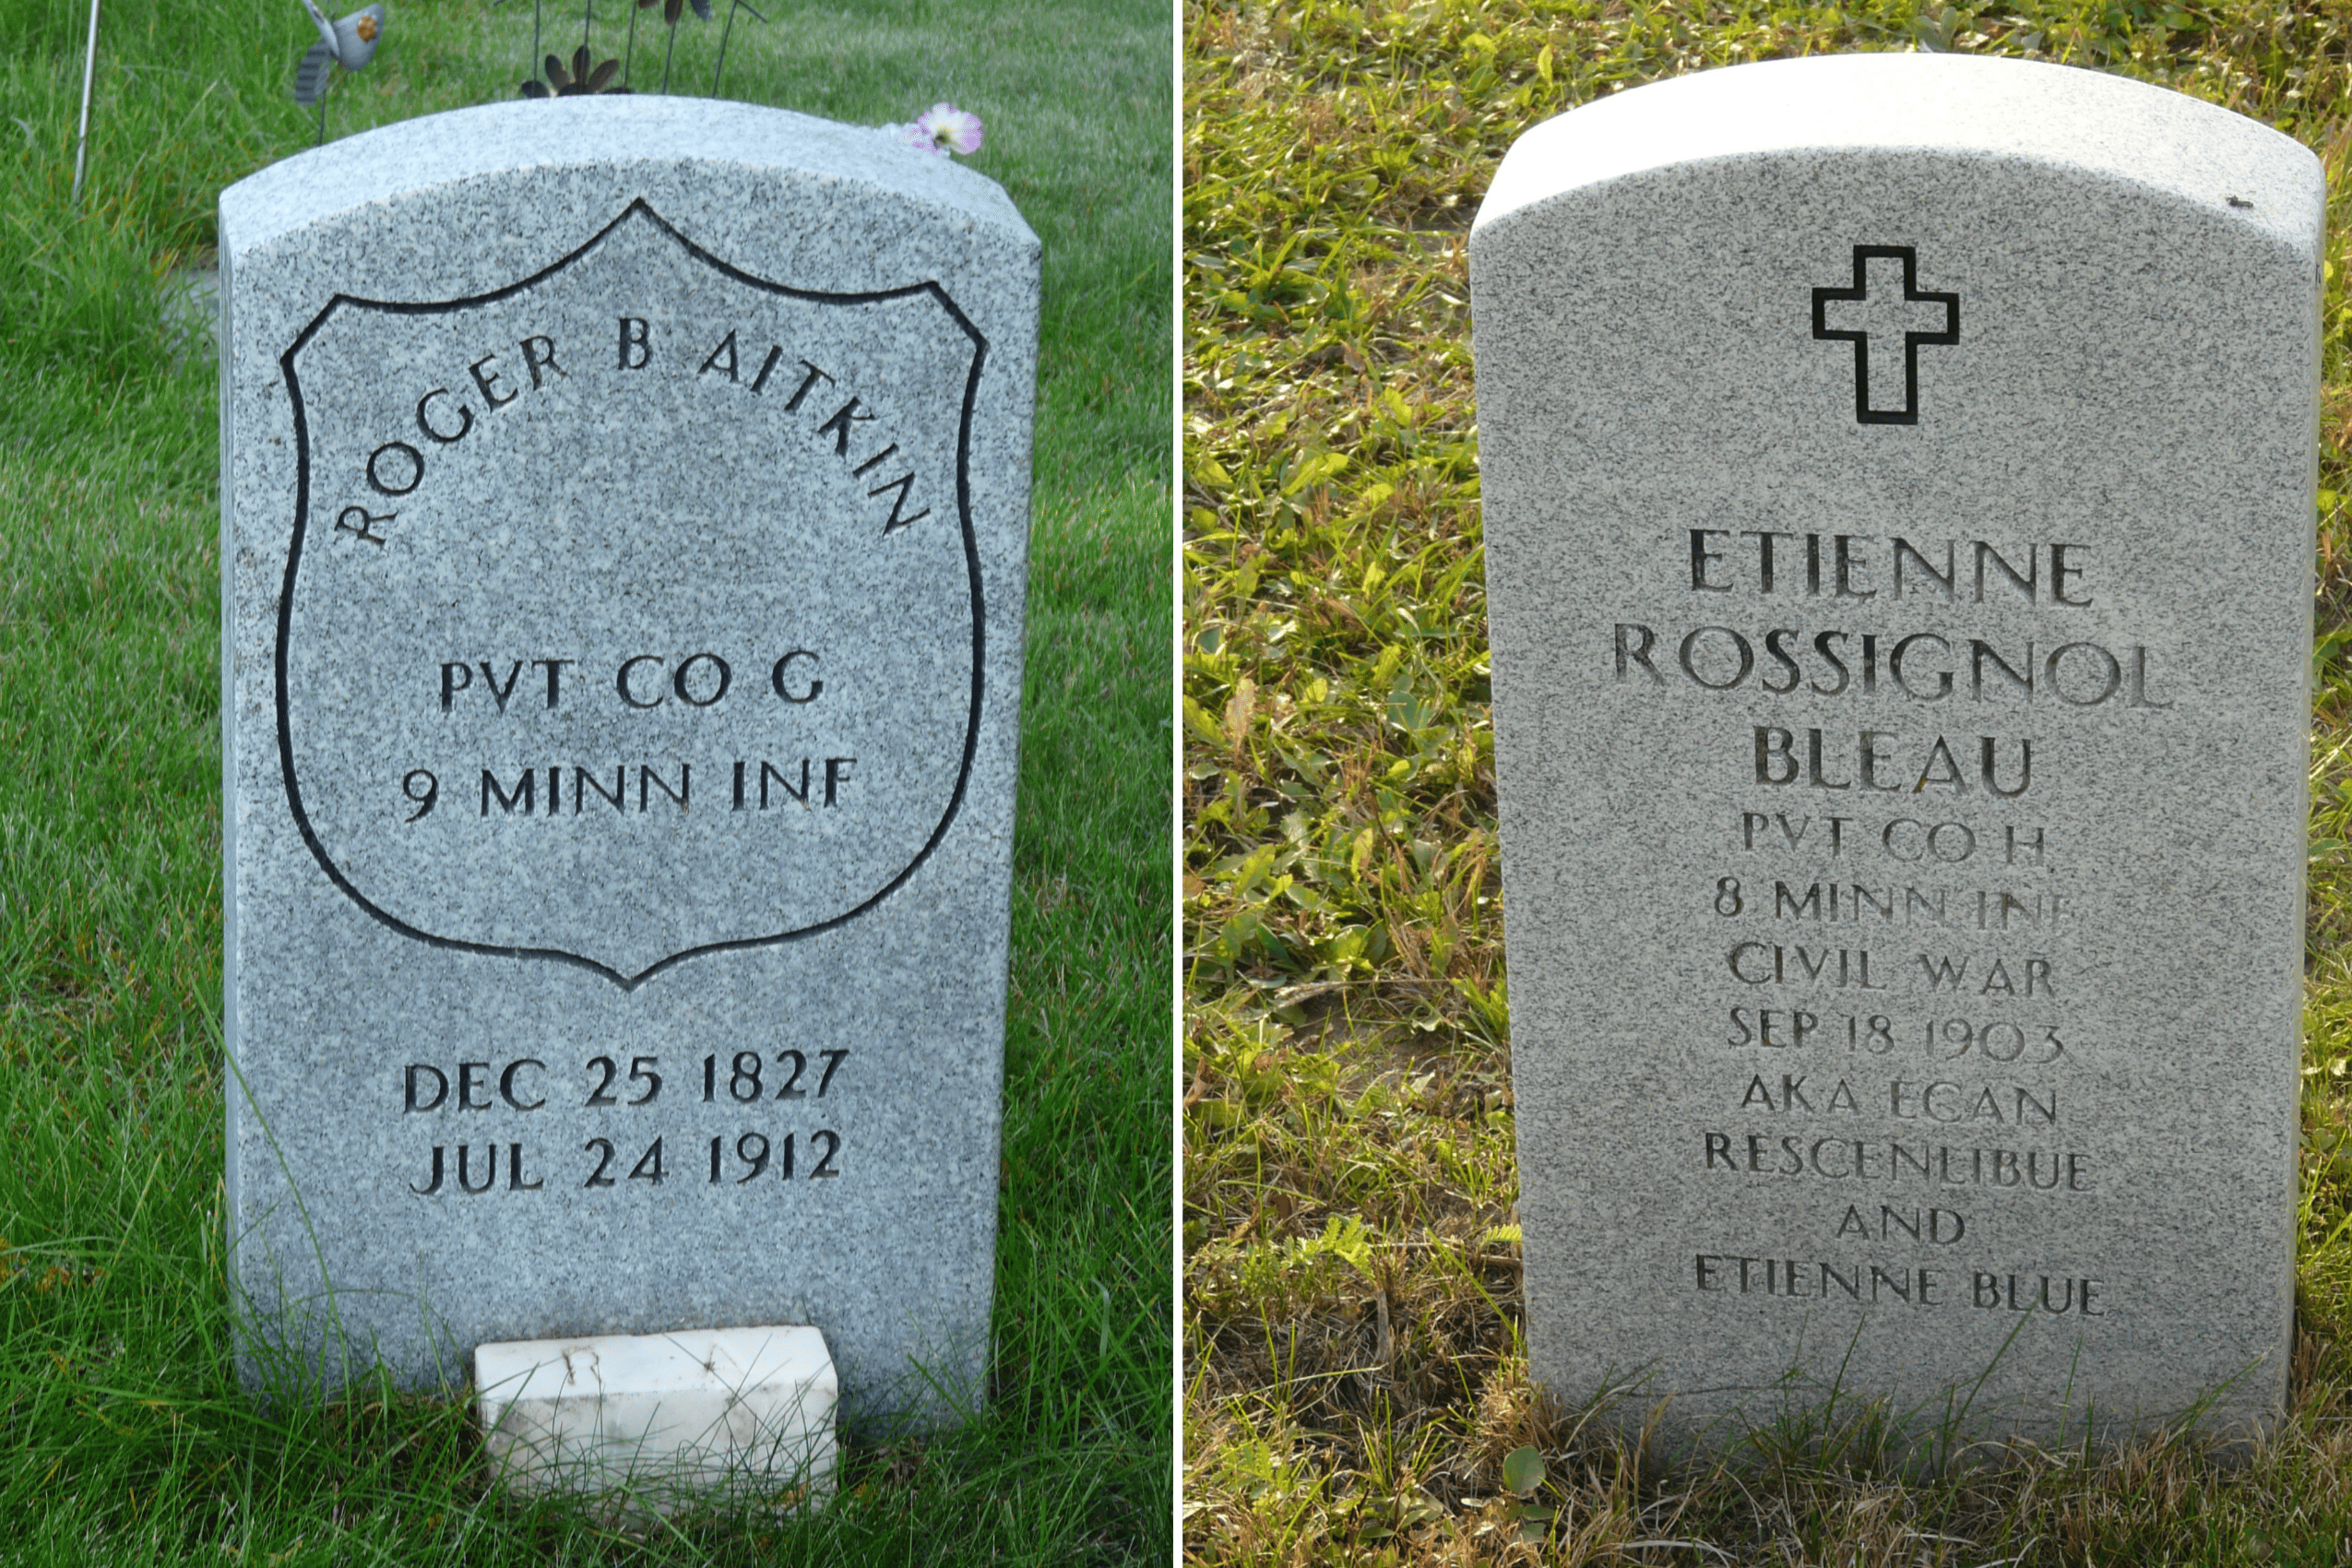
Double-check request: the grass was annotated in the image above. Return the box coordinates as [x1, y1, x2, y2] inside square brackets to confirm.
[0, 0, 1170, 1561]
[1183, 1, 2352, 1562]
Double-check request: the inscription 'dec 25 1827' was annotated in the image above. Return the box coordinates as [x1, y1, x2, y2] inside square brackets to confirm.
[277, 201, 985, 987]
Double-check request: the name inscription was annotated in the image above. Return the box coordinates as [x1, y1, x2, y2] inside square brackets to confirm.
[1610, 514, 2161, 1318]
[346, 320, 933, 546]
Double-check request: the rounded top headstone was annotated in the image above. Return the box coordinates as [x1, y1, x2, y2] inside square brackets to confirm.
[1476, 53, 2321, 256]
[221, 95, 1037, 262]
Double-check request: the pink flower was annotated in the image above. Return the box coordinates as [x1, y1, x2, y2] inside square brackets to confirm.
[877, 121, 941, 156]
[913, 101, 983, 157]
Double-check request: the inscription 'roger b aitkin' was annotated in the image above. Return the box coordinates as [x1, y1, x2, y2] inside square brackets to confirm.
[278, 202, 985, 985]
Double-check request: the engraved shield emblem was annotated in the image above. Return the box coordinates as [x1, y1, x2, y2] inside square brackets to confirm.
[276, 201, 982, 986]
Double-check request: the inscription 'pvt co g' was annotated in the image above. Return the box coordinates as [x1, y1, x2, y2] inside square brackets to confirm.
[434, 648, 828, 712]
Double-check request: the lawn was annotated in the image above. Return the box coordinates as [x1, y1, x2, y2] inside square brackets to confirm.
[0, 0, 1171, 1561]
[1183, 1, 2352, 1562]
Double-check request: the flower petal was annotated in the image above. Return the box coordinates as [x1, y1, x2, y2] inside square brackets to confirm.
[913, 101, 983, 155]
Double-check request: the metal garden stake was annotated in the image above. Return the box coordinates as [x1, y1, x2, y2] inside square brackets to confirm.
[291, 0, 387, 146]
[71, 0, 100, 207]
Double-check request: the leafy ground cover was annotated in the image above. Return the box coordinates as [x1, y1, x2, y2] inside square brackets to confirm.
[0, 0, 1170, 1561]
[1183, 2, 2352, 1562]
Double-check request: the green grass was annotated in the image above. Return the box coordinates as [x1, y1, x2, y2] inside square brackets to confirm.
[0, 0, 1170, 1561]
[1184, 1, 2352, 1562]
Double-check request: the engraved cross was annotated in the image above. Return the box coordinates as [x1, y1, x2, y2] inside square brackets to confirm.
[1811, 245, 1959, 425]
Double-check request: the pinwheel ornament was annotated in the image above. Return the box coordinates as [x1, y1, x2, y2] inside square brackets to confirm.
[291, 0, 386, 144]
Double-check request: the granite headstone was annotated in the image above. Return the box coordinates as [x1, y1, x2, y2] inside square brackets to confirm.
[1469, 53, 2320, 1445]
[220, 97, 1038, 1423]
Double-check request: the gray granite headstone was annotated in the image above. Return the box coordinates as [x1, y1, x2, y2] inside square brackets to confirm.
[220, 98, 1038, 1421]
[1469, 54, 2319, 1447]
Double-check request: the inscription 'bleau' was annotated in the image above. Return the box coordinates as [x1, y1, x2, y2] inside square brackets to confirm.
[277, 201, 985, 985]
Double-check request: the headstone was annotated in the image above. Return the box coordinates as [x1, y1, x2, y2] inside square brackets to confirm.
[219, 97, 1039, 1426]
[1469, 53, 2319, 1448]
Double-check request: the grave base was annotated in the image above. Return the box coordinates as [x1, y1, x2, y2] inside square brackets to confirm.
[474, 1324, 837, 1511]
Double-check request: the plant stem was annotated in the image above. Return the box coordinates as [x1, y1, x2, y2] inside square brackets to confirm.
[624, 2, 638, 86]
[529, 0, 542, 89]
[660, 18, 673, 93]
[583, 0, 593, 50]
[710, 0, 735, 97]
[316, 90, 325, 147]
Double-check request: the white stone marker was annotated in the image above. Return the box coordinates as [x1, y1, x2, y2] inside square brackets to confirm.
[1470, 54, 2320, 1447]
[475, 1324, 837, 1505]
[219, 98, 1037, 1423]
